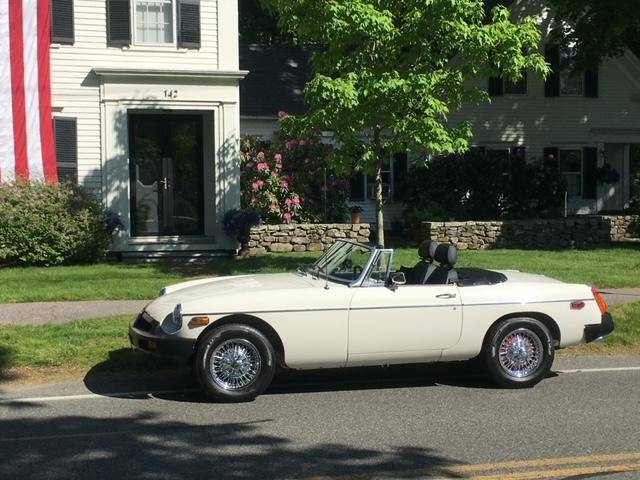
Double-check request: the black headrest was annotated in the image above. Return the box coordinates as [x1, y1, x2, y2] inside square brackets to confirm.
[434, 244, 458, 267]
[418, 240, 438, 261]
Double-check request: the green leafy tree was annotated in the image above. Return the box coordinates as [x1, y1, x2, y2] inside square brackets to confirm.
[262, 0, 549, 246]
[548, 0, 640, 68]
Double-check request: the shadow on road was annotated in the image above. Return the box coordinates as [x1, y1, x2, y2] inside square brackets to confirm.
[0, 412, 468, 479]
[83, 355, 517, 404]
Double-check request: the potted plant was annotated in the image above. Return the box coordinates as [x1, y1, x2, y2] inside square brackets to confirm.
[350, 205, 363, 224]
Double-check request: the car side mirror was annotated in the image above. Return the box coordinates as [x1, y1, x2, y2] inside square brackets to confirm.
[389, 272, 406, 290]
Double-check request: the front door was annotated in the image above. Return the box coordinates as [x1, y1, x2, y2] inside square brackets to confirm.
[129, 114, 204, 236]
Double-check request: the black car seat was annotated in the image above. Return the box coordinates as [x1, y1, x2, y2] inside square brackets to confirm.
[425, 244, 459, 285]
[405, 240, 438, 284]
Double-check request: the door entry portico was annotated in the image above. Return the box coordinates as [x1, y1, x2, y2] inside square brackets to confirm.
[129, 114, 204, 237]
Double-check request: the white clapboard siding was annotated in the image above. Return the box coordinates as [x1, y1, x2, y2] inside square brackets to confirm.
[50, 0, 220, 192]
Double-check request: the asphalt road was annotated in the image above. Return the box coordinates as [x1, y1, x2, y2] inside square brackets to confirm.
[1, 356, 639, 480]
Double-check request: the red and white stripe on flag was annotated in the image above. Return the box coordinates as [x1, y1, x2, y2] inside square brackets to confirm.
[0, 0, 57, 184]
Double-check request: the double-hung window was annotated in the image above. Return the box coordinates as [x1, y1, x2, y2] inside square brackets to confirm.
[134, 0, 175, 45]
[559, 46, 584, 96]
[559, 149, 583, 197]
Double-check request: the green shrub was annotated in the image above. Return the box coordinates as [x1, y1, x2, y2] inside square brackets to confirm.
[0, 182, 111, 266]
[398, 151, 565, 232]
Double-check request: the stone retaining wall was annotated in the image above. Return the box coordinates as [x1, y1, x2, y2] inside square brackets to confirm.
[421, 215, 639, 250]
[245, 224, 371, 256]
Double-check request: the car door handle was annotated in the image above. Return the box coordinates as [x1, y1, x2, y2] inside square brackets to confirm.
[436, 293, 457, 299]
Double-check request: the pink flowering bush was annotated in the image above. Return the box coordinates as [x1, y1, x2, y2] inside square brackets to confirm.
[240, 137, 302, 224]
[275, 135, 349, 223]
[241, 133, 349, 224]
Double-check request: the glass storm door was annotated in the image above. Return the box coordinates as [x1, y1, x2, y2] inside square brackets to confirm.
[129, 114, 204, 236]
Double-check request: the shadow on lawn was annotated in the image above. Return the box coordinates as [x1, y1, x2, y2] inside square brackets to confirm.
[142, 254, 317, 278]
[0, 345, 16, 383]
[0, 413, 468, 479]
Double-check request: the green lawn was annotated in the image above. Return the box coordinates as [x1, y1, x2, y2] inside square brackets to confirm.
[0, 246, 639, 303]
[1, 302, 638, 382]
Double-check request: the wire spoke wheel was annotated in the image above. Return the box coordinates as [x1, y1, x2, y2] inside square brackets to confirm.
[498, 328, 544, 378]
[211, 338, 262, 391]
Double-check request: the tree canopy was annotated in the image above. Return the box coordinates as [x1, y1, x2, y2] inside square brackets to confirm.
[548, 0, 640, 67]
[261, 0, 549, 244]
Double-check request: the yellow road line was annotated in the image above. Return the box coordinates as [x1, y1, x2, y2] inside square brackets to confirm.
[462, 462, 640, 480]
[445, 452, 640, 474]
[309, 453, 640, 480]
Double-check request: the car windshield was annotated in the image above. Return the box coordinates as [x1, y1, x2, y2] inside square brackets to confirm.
[310, 240, 374, 284]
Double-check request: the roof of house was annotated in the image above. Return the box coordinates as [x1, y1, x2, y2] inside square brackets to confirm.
[239, 45, 311, 118]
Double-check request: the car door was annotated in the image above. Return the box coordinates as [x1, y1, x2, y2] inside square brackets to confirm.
[347, 250, 463, 366]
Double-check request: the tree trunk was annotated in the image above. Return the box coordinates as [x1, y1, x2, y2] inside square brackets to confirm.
[373, 127, 385, 247]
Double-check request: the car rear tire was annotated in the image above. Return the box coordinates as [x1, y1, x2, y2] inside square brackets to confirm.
[194, 324, 276, 402]
[484, 317, 555, 389]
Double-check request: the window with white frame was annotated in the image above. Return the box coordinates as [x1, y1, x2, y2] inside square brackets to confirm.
[559, 149, 583, 197]
[560, 46, 584, 96]
[349, 153, 407, 203]
[134, 0, 175, 45]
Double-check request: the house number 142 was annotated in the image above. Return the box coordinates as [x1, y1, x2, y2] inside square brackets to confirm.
[164, 89, 178, 99]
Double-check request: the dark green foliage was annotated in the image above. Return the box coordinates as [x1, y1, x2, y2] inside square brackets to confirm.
[0, 182, 111, 266]
[548, 0, 640, 69]
[630, 145, 640, 213]
[399, 152, 565, 230]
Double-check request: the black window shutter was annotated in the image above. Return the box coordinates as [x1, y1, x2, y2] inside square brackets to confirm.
[583, 147, 598, 199]
[392, 152, 408, 201]
[544, 44, 560, 97]
[349, 172, 365, 202]
[51, 0, 74, 44]
[585, 69, 599, 98]
[178, 0, 201, 48]
[488, 77, 504, 96]
[107, 0, 131, 47]
[54, 118, 78, 183]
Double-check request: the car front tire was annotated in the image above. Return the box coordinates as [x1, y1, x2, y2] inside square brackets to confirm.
[195, 324, 276, 402]
[484, 317, 555, 389]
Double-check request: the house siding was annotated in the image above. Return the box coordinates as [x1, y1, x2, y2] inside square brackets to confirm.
[50, 0, 220, 193]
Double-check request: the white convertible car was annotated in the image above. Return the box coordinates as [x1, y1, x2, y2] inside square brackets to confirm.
[130, 240, 614, 402]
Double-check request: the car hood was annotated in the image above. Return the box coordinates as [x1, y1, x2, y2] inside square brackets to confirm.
[145, 273, 321, 321]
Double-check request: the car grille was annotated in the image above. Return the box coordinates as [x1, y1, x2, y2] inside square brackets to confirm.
[133, 312, 157, 332]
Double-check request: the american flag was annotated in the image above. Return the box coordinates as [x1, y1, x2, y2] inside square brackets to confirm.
[0, 0, 57, 184]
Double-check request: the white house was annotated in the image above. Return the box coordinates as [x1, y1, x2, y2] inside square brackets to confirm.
[50, 0, 244, 256]
[240, 1, 640, 225]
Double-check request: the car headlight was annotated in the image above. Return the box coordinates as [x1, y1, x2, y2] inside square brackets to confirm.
[172, 303, 183, 329]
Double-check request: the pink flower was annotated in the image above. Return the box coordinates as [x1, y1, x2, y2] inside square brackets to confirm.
[257, 151, 265, 159]
[245, 161, 255, 169]
[285, 198, 293, 207]
[269, 204, 279, 212]
[271, 172, 278, 178]
[251, 180, 264, 191]
[292, 196, 300, 206]
[280, 180, 289, 189]
[275, 163, 283, 170]
[277, 111, 288, 119]
[299, 139, 306, 146]
[285, 140, 297, 151]
[274, 153, 282, 162]
[257, 162, 268, 171]
[282, 212, 292, 223]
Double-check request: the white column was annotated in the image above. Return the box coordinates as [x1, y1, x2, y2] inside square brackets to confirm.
[217, 0, 239, 71]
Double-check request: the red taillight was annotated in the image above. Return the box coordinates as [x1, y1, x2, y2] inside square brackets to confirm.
[592, 287, 608, 314]
[570, 301, 585, 310]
